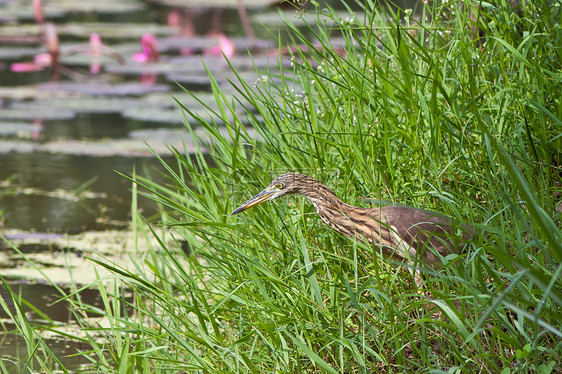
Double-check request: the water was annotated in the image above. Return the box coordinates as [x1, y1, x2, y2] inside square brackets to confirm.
[0, 1, 281, 369]
[0, 0, 373, 370]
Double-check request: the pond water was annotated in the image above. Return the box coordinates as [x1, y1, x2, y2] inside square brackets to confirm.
[0, 0, 385, 370]
[0, 1, 292, 369]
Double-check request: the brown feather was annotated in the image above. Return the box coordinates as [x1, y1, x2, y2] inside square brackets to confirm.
[232, 173, 474, 266]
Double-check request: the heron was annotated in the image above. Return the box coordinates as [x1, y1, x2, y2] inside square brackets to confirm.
[231, 173, 473, 267]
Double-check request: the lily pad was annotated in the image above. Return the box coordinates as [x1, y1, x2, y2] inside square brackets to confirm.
[37, 82, 170, 96]
[39, 138, 197, 157]
[105, 60, 195, 76]
[106, 54, 285, 81]
[146, 91, 235, 110]
[59, 22, 179, 39]
[0, 105, 75, 121]
[0, 46, 42, 60]
[0, 139, 36, 153]
[147, 0, 279, 9]
[0, 0, 143, 23]
[0, 86, 54, 100]
[46, 0, 143, 14]
[130, 126, 261, 145]
[157, 35, 229, 52]
[0, 5, 64, 22]
[252, 10, 364, 28]
[22, 97, 151, 114]
[0, 122, 38, 137]
[128, 127, 191, 141]
[0, 23, 178, 39]
[169, 54, 288, 71]
[58, 43, 138, 67]
[121, 106, 188, 125]
[157, 35, 274, 53]
[172, 69, 262, 90]
[0, 135, 196, 157]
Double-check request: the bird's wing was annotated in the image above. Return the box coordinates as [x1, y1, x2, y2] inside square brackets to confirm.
[379, 206, 467, 264]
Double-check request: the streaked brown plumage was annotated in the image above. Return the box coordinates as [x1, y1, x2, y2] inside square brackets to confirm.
[231, 173, 472, 266]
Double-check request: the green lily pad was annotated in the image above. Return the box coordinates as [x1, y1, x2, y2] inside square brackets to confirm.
[172, 69, 262, 89]
[169, 54, 286, 71]
[66, 23, 178, 39]
[121, 106, 188, 125]
[0, 105, 75, 121]
[252, 10, 363, 28]
[0, 6, 64, 22]
[157, 35, 228, 52]
[0, 122, 37, 137]
[0, 139, 36, 153]
[157, 35, 274, 53]
[0, 0, 142, 23]
[123, 103, 247, 125]
[148, 0, 279, 9]
[146, 91, 231, 109]
[39, 138, 196, 157]
[0, 23, 177, 39]
[59, 43, 138, 66]
[129, 126, 260, 147]
[46, 0, 143, 14]
[106, 54, 284, 83]
[0, 86, 52, 100]
[37, 82, 170, 96]
[0, 46, 42, 60]
[61, 22, 178, 39]
[21, 97, 150, 114]
[0, 124, 261, 156]
[105, 60, 194, 75]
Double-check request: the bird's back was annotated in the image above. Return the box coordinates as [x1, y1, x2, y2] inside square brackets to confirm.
[376, 205, 472, 265]
[318, 202, 472, 265]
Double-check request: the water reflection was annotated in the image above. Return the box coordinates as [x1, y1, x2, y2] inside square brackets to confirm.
[0, 333, 94, 373]
[0, 152, 172, 232]
[41, 113, 130, 140]
[0, 281, 103, 322]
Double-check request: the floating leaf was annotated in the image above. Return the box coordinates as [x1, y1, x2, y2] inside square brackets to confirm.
[0, 0, 143, 22]
[147, 0, 279, 9]
[0, 106, 75, 121]
[37, 82, 169, 96]
[122, 106, 188, 124]
[21, 97, 151, 114]
[0, 140, 36, 153]
[0, 23, 177, 39]
[39, 138, 189, 156]
[0, 47, 42, 60]
[0, 86, 52, 100]
[0, 122, 37, 137]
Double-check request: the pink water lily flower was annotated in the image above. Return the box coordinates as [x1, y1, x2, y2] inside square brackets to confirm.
[132, 33, 159, 63]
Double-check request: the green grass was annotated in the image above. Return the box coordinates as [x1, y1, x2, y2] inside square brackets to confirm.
[4, 0, 562, 372]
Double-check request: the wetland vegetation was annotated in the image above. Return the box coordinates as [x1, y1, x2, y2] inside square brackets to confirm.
[1, 0, 561, 372]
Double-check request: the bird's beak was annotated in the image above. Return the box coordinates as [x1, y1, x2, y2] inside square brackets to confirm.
[231, 187, 278, 215]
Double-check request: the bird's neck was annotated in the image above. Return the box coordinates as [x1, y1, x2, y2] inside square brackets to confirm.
[300, 184, 376, 242]
[301, 184, 345, 211]
[301, 185, 358, 222]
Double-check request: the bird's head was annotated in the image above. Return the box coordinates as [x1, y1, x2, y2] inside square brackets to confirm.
[230, 173, 315, 215]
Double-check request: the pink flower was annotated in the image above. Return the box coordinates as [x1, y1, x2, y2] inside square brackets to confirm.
[10, 62, 44, 72]
[208, 33, 235, 58]
[132, 33, 159, 63]
[10, 53, 52, 72]
[89, 33, 103, 74]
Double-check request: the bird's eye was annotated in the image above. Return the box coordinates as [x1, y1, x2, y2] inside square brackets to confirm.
[276, 182, 285, 189]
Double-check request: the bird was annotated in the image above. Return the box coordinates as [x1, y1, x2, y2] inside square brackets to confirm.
[231, 173, 473, 267]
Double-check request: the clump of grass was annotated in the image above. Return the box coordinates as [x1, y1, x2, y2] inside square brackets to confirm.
[11, 0, 560, 372]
